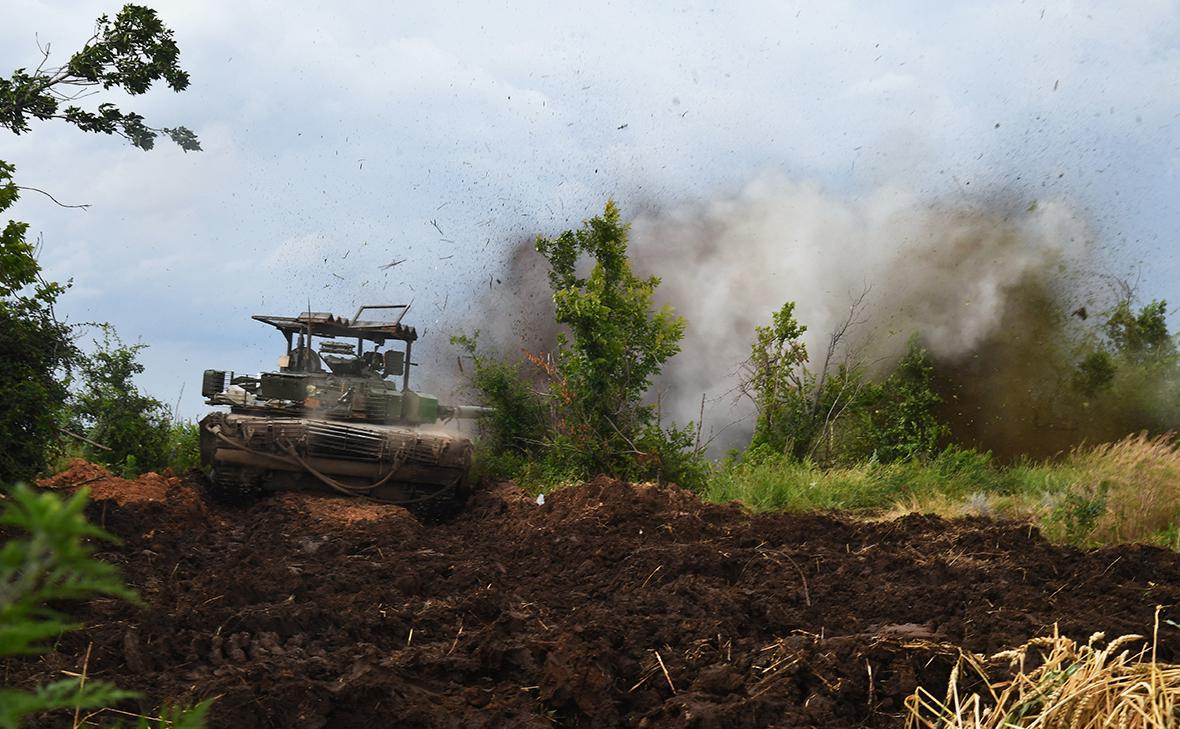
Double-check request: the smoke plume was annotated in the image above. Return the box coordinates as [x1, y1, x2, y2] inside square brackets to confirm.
[628, 175, 1094, 453]
[481, 174, 1174, 458]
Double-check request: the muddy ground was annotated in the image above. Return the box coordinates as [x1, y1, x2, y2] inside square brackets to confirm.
[7, 460, 1180, 728]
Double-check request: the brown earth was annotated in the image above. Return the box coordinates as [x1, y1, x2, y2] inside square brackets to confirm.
[7, 466, 1180, 728]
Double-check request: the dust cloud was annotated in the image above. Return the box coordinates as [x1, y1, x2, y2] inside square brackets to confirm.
[479, 174, 1172, 458]
[628, 175, 1094, 453]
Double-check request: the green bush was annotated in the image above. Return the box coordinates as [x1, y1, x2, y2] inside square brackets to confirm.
[165, 420, 202, 473]
[1, 2, 202, 485]
[451, 332, 548, 462]
[456, 201, 709, 491]
[742, 303, 948, 466]
[0, 483, 210, 727]
[855, 341, 949, 463]
[534, 200, 696, 483]
[0, 163, 80, 486]
[70, 328, 173, 475]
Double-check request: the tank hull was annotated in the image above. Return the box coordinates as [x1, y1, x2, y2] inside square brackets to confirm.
[199, 412, 473, 514]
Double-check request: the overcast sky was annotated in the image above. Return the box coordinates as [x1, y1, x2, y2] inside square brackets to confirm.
[2, 1, 1178, 419]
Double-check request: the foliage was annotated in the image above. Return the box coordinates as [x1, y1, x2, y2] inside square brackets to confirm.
[855, 341, 950, 462]
[1104, 299, 1173, 362]
[0, 8, 207, 726]
[165, 420, 203, 473]
[0, 483, 211, 727]
[0, 162, 78, 485]
[743, 303, 948, 465]
[0, 4, 199, 151]
[0, 483, 134, 725]
[70, 328, 172, 475]
[1048, 482, 1111, 545]
[0, 4, 198, 484]
[534, 200, 689, 480]
[457, 202, 707, 490]
[0, 484, 135, 653]
[743, 301, 817, 459]
[1072, 298, 1177, 396]
[451, 332, 548, 461]
[1072, 349, 1117, 396]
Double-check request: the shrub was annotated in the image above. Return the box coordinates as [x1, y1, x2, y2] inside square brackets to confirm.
[451, 332, 548, 464]
[856, 341, 949, 463]
[165, 420, 203, 473]
[70, 328, 172, 475]
[534, 200, 694, 483]
[0, 483, 211, 727]
[0, 163, 79, 486]
[742, 302, 948, 466]
[456, 201, 709, 491]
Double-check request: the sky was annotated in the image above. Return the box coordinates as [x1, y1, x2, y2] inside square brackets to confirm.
[2, 0, 1179, 422]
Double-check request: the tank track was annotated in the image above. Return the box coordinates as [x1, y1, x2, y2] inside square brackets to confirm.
[404, 475, 471, 521]
[206, 464, 263, 505]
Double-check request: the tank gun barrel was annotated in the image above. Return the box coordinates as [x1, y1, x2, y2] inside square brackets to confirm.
[439, 404, 495, 420]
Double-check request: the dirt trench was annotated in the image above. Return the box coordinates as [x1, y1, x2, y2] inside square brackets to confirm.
[7, 461, 1180, 728]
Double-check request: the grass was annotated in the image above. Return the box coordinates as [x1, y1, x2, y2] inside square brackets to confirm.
[906, 612, 1180, 728]
[705, 445, 1068, 515]
[704, 434, 1180, 550]
[1064, 434, 1180, 547]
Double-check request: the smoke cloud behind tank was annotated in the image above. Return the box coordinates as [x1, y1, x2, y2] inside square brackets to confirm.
[481, 174, 1139, 457]
[626, 174, 1096, 451]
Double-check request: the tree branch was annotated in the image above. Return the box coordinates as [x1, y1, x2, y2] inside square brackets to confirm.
[15, 186, 90, 210]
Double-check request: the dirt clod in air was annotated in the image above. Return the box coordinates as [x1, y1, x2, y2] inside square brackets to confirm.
[6, 465, 1180, 728]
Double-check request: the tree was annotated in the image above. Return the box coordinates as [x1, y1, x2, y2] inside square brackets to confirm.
[0, 163, 77, 484]
[535, 200, 689, 480]
[1071, 298, 1177, 397]
[742, 301, 812, 457]
[0, 4, 198, 482]
[71, 329, 173, 475]
[456, 202, 706, 489]
[1103, 299, 1173, 364]
[742, 299, 875, 462]
[1, 5, 200, 151]
[742, 301, 947, 464]
[857, 341, 949, 462]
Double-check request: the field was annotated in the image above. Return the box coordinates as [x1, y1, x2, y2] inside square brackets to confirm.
[5, 461, 1180, 728]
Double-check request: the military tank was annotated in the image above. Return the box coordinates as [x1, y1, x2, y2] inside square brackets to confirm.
[198, 304, 488, 515]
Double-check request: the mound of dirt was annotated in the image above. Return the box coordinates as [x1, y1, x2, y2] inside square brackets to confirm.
[6, 471, 1180, 728]
[38, 458, 201, 508]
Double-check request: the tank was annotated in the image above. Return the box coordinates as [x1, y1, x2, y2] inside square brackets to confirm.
[197, 304, 489, 515]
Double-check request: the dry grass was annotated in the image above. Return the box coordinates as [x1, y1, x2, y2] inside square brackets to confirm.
[1063, 433, 1180, 545]
[879, 433, 1180, 549]
[906, 612, 1180, 728]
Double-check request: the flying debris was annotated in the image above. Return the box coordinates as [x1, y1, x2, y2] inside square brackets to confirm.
[380, 259, 406, 270]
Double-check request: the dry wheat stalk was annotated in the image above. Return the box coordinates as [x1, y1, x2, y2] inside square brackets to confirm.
[905, 617, 1180, 729]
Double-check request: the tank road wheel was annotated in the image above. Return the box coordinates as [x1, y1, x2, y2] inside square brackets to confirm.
[414, 472, 472, 521]
[451, 472, 473, 511]
[206, 464, 263, 505]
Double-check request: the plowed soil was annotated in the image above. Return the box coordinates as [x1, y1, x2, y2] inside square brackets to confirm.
[8, 461, 1180, 728]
